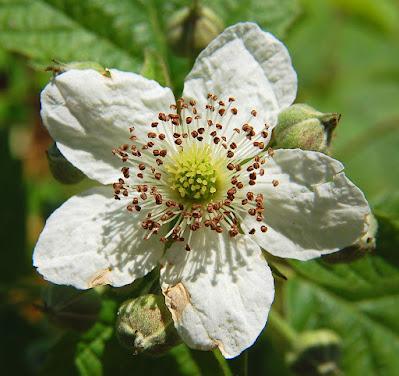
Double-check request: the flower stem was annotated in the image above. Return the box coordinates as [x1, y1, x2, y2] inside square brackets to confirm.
[268, 310, 297, 346]
[212, 350, 233, 376]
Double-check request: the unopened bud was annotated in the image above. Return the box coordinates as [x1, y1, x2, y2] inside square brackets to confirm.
[116, 294, 181, 356]
[287, 329, 342, 376]
[271, 104, 341, 153]
[323, 213, 378, 264]
[45, 60, 111, 77]
[167, 5, 224, 56]
[46, 142, 85, 184]
[40, 284, 102, 332]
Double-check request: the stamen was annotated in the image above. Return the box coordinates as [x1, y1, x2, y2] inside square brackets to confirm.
[112, 94, 276, 243]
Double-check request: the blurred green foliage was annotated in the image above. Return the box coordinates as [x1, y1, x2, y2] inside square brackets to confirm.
[0, 0, 398, 375]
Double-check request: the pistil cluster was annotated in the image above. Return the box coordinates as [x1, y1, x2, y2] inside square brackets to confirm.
[112, 94, 278, 251]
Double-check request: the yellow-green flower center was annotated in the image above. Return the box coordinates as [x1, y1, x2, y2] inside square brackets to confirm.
[166, 145, 225, 203]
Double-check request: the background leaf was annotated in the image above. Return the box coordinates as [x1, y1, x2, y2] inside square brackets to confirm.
[285, 254, 399, 376]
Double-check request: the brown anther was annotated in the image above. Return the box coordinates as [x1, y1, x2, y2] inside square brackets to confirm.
[249, 228, 256, 235]
[218, 100, 225, 106]
[251, 109, 257, 117]
[218, 108, 225, 116]
[153, 150, 160, 156]
[135, 205, 141, 211]
[236, 182, 244, 189]
[227, 150, 234, 158]
[213, 137, 220, 144]
[158, 113, 168, 121]
[154, 173, 162, 180]
[160, 149, 167, 157]
[129, 126, 135, 132]
[210, 131, 217, 137]
[228, 97, 235, 102]
[191, 130, 198, 138]
[267, 147, 275, 156]
[138, 163, 145, 171]
[185, 244, 191, 252]
[259, 169, 265, 176]
[121, 167, 130, 178]
[241, 199, 248, 205]
[159, 133, 166, 140]
[132, 197, 139, 205]
[147, 132, 157, 138]
[122, 190, 128, 197]
[231, 108, 238, 115]
[189, 99, 196, 106]
[249, 180, 256, 186]
[246, 192, 254, 200]
[198, 127, 205, 134]
[230, 142, 237, 149]
[173, 132, 181, 138]
[216, 123, 223, 130]
[249, 172, 257, 180]
[140, 193, 147, 200]
[137, 173, 144, 179]
[156, 158, 163, 165]
[175, 139, 182, 145]
[261, 130, 268, 138]
[272, 179, 279, 187]
[261, 225, 268, 233]
[155, 194, 162, 205]
[186, 117, 192, 124]
[227, 163, 235, 171]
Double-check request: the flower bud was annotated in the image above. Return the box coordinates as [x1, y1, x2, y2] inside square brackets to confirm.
[116, 294, 181, 356]
[323, 213, 378, 264]
[46, 142, 85, 184]
[41, 284, 102, 332]
[271, 104, 341, 153]
[287, 329, 342, 376]
[167, 5, 224, 56]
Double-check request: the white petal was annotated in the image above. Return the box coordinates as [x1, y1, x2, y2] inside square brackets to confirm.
[41, 69, 175, 184]
[160, 231, 274, 358]
[244, 149, 371, 260]
[183, 22, 297, 134]
[33, 187, 163, 289]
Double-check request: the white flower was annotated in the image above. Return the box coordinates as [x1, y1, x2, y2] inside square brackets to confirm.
[33, 23, 370, 358]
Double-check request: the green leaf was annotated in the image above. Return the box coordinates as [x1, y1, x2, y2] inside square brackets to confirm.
[75, 299, 117, 376]
[0, 0, 143, 70]
[202, 0, 300, 37]
[285, 254, 399, 376]
[141, 49, 171, 88]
